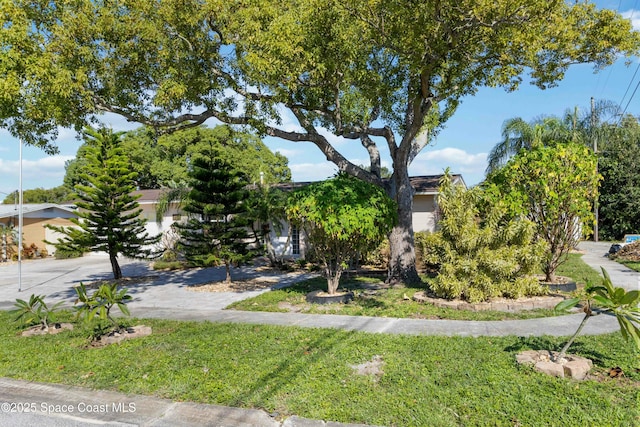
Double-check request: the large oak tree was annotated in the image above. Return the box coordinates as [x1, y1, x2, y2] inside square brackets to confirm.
[2, 0, 639, 283]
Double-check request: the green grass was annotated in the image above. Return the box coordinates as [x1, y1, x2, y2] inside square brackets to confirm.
[228, 253, 604, 320]
[618, 260, 640, 272]
[227, 276, 560, 320]
[555, 253, 604, 286]
[0, 311, 637, 426]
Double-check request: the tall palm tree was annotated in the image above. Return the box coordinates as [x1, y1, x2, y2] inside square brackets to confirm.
[485, 100, 621, 176]
[486, 116, 564, 175]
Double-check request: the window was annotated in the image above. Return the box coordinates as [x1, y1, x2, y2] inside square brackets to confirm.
[172, 214, 182, 221]
[291, 224, 300, 255]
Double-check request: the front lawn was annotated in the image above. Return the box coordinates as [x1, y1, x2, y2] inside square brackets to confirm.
[0, 311, 637, 426]
[227, 253, 601, 320]
[226, 276, 560, 320]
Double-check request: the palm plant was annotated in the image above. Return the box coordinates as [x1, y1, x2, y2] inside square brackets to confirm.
[485, 100, 621, 176]
[74, 282, 132, 328]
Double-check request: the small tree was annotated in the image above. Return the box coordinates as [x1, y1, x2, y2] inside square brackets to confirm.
[286, 174, 397, 294]
[428, 172, 547, 303]
[47, 127, 160, 279]
[486, 142, 599, 282]
[555, 268, 640, 361]
[175, 150, 255, 283]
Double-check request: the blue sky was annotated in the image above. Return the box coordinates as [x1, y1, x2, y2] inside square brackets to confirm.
[1, 0, 639, 197]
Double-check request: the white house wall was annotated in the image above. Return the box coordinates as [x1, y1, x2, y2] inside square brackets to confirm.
[412, 194, 439, 233]
[268, 221, 305, 259]
[137, 202, 184, 238]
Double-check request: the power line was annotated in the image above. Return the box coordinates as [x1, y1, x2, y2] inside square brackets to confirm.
[618, 77, 640, 123]
[618, 62, 640, 108]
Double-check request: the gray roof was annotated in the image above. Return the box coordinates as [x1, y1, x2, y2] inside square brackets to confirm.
[0, 203, 77, 220]
[410, 174, 466, 194]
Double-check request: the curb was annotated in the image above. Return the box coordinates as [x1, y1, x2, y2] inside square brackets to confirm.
[0, 378, 378, 427]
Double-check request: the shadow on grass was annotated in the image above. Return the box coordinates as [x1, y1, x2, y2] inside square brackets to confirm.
[227, 326, 348, 409]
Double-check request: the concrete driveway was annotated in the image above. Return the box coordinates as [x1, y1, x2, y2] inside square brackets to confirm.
[0, 253, 312, 312]
[577, 241, 639, 292]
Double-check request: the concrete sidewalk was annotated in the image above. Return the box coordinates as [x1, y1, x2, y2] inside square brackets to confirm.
[577, 241, 639, 292]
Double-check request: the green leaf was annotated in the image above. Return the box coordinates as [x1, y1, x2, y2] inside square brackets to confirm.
[620, 290, 640, 306]
[554, 298, 581, 312]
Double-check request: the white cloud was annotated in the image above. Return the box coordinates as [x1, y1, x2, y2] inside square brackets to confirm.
[410, 148, 488, 185]
[0, 155, 74, 193]
[621, 10, 640, 31]
[272, 148, 303, 158]
[289, 162, 337, 182]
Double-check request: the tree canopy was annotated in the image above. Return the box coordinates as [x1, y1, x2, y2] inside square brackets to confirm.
[598, 116, 640, 240]
[64, 125, 291, 190]
[2, 0, 638, 283]
[1, 186, 71, 204]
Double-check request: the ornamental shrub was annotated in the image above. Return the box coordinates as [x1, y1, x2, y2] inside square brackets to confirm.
[287, 174, 397, 294]
[428, 172, 547, 303]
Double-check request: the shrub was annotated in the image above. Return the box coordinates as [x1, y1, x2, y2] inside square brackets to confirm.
[414, 231, 444, 273]
[10, 294, 63, 329]
[287, 174, 396, 294]
[74, 283, 132, 337]
[363, 238, 390, 269]
[152, 260, 188, 270]
[429, 172, 547, 303]
[54, 249, 84, 259]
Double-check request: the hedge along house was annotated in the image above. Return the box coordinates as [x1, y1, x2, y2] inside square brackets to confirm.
[0, 203, 78, 260]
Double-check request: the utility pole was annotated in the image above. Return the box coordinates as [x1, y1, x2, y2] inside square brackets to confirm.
[591, 97, 599, 242]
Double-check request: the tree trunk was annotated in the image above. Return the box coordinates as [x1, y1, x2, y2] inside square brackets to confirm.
[325, 259, 342, 294]
[109, 252, 122, 279]
[386, 169, 420, 284]
[225, 261, 232, 283]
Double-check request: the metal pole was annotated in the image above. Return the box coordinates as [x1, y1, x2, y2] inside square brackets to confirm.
[591, 97, 599, 242]
[18, 138, 23, 292]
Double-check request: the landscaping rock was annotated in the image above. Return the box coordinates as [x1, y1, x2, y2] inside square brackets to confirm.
[413, 291, 565, 313]
[535, 361, 566, 378]
[21, 323, 74, 337]
[563, 359, 592, 380]
[516, 350, 593, 380]
[92, 325, 152, 347]
[306, 290, 354, 304]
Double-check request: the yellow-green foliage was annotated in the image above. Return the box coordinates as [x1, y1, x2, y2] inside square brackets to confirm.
[429, 173, 547, 303]
[414, 231, 443, 272]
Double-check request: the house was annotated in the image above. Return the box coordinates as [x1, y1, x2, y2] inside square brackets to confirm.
[131, 189, 185, 236]
[410, 174, 466, 233]
[0, 203, 78, 260]
[139, 174, 466, 260]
